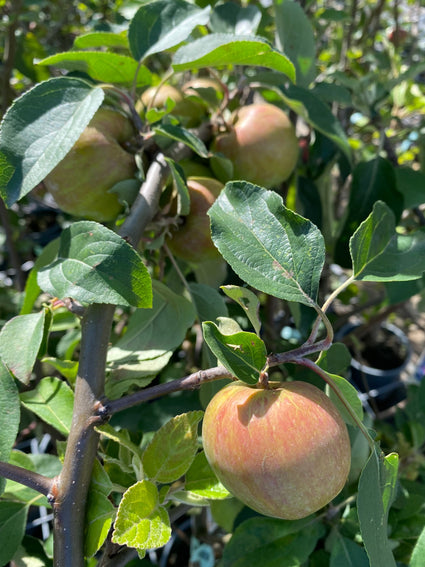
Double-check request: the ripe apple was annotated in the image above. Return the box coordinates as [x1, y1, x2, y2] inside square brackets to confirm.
[43, 107, 136, 222]
[138, 84, 205, 127]
[211, 103, 299, 188]
[166, 176, 223, 264]
[202, 380, 351, 520]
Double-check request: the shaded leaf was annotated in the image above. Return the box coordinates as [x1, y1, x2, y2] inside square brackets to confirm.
[165, 158, 190, 215]
[351, 201, 425, 281]
[142, 411, 203, 483]
[107, 279, 195, 376]
[129, 1, 211, 61]
[210, 2, 261, 35]
[37, 221, 152, 308]
[335, 158, 403, 267]
[279, 84, 351, 160]
[202, 320, 267, 385]
[330, 534, 369, 567]
[0, 311, 46, 384]
[20, 376, 74, 436]
[209, 182, 325, 307]
[38, 51, 151, 86]
[274, 0, 316, 87]
[173, 33, 295, 81]
[0, 77, 104, 206]
[222, 516, 325, 567]
[357, 448, 398, 567]
[0, 501, 28, 566]
[411, 523, 425, 567]
[85, 460, 115, 557]
[112, 480, 171, 554]
[0, 361, 20, 495]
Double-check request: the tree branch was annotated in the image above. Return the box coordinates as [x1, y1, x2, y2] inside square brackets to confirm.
[0, 460, 53, 497]
[105, 366, 233, 416]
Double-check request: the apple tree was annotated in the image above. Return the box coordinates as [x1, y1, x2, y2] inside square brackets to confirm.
[1, 1, 425, 566]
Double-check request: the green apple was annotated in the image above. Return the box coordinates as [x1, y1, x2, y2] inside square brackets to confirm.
[43, 107, 136, 222]
[166, 176, 223, 264]
[202, 380, 351, 520]
[138, 84, 206, 127]
[212, 103, 299, 187]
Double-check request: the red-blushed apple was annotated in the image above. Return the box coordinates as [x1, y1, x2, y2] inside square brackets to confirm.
[166, 176, 223, 264]
[202, 380, 351, 520]
[211, 103, 299, 188]
[43, 107, 136, 222]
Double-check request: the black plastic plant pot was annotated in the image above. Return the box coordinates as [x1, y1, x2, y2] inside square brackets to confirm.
[338, 322, 412, 413]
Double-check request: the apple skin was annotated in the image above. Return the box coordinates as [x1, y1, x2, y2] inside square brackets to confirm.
[212, 103, 299, 188]
[138, 84, 205, 127]
[43, 108, 136, 222]
[166, 176, 223, 264]
[202, 380, 351, 520]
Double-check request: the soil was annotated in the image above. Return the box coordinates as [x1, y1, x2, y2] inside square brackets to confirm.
[354, 327, 409, 370]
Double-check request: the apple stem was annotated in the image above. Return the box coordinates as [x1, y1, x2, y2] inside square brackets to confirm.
[296, 358, 376, 452]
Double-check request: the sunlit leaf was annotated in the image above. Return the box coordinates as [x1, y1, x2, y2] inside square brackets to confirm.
[37, 221, 152, 308]
[0, 77, 103, 207]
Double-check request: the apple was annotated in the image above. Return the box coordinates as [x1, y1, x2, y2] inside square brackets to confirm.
[43, 107, 136, 222]
[211, 103, 299, 188]
[166, 176, 223, 264]
[202, 380, 351, 520]
[138, 84, 205, 127]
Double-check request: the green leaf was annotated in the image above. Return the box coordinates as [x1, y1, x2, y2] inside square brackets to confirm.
[142, 411, 203, 483]
[173, 33, 296, 81]
[279, 84, 351, 160]
[221, 516, 325, 567]
[0, 77, 104, 207]
[112, 480, 171, 554]
[20, 238, 60, 315]
[107, 279, 195, 380]
[351, 201, 425, 281]
[185, 451, 231, 499]
[85, 460, 115, 557]
[129, 0, 211, 61]
[165, 158, 190, 215]
[38, 52, 151, 86]
[189, 282, 228, 322]
[20, 376, 74, 436]
[274, 0, 316, 88]
[395, 166, 425, 209]
[154, 124, 209, 158]
[0, 501, 28, 566]
[330, 534, 370, 567]
[335, 158, 403, 267]
[210, 3, 261, 35]
[221, 285, 261, 336]
[357, 448, 398, 567]
[96, 423, 143, 473]
[73, 31, 129, 50]
[41, 357, 79, 382]
[209, 182, 325, 307]
[325, 373, 364, 427]
[0, 310, 46, 384]
[411, 523, 425, 567]
[202, 320, 267, 384]
[0, 361, 20, 495]
[37, 221, 152, 308]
